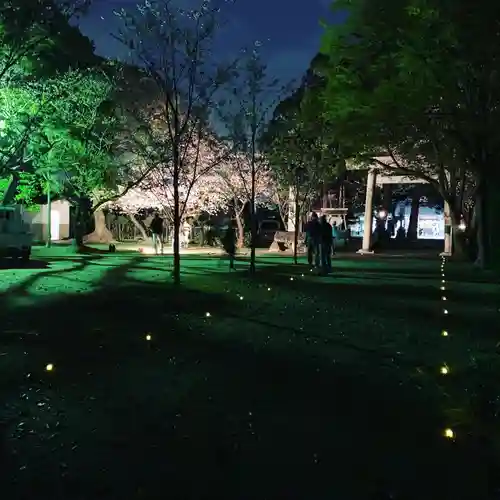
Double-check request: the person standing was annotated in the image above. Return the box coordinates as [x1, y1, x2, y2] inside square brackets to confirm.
[150, 212, 164, 255]
[182, 219, 191, 249]
[319, 214, 333, 273]
[222, 222, 237, 269]
[331, 220, 338, 255]
[304, 212, 321, 268]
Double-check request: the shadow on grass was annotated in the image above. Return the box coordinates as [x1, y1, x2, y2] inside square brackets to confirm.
[2, 255, 104, 298]
[244, 260, 499, 333]
[0, 258, 49, 270]
[0, 267, 497, 499]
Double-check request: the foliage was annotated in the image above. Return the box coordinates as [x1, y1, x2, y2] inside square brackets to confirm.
[0, 0, 103, 210]
[0, 0, 95, 83]
[114, 0, 239, 284]
[319, 0, 500, 264]
[218, 47, 290, 270]
[263, 72, 342, 223]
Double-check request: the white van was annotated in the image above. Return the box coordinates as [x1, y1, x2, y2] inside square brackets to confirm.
[0, 206, 33, 260]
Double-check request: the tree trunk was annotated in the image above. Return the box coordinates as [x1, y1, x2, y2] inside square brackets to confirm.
[72, 201, 85, 251]
[450, 211, 467, 260]
[474, 189, 486, 267]
[293, 184, 300, 264]
[407, 189, 420, 241]
[84, 208, 114, 243]
[474, 168, 500, 269]
[128, 213, 148, 241]
[172, 151, 181, 285]
[46, 180, 51, 247]
[235, 203, 244, 248]
[249, 160, 257, 274]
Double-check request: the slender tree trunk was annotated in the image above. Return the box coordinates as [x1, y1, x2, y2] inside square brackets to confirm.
[474, 168, 500, 269]
[407, 189, 420, 241]
[172, 150, 181, 285]
[72, 199, 85, 251]
[293, 184, 300, 264]
[450, 211, 466, 259]
[474, 189, 485, 267]
[128, 213, 148, 241]
[234, 204, 245, 248]
[46, 180, 51, 247]
[84, 208, 114, 243]
[249, 160, 257, 274]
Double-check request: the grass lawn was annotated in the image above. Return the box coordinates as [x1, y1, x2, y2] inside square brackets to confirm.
[0, 250, 499, 499]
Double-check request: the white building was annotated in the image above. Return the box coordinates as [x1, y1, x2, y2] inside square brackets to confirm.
[22, 200, 71, 242]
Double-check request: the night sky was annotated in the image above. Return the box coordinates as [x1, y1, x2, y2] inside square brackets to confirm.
[77, 0, 338, 83]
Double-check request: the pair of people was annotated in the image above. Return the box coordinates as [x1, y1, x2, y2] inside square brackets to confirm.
[305, 212, 334, 273]
[149, 213, 192, 255]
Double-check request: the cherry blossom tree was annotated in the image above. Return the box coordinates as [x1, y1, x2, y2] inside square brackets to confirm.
[114, 0, 238, 285]
[219, 47, 291, 272]
[210, 154, 274, 247]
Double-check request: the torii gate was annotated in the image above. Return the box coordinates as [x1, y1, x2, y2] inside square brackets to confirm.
[357, 167, 453, 256]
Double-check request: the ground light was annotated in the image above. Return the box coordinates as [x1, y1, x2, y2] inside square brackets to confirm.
[205, 312, 211, 317]
[440, 258, 455, 440]
[46, 363, 54, 371]
[444, 428, 455, 439]
[146, 334, 152, 341]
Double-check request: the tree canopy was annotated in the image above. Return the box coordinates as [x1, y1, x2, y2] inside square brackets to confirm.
[317, 0, 500, 265]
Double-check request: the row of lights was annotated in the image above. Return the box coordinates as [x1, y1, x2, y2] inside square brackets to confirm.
[440, 254, 455, 440]
[43, 283, 278, 373]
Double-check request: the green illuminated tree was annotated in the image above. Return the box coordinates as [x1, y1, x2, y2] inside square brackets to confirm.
[0, 0, 93, 84]
[319, 0, 500, 265]
[263, 78, 341, 263]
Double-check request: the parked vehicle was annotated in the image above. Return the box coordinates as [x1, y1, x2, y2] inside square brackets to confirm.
[0, 206, 33, 260]
[258, 219, 281, 246]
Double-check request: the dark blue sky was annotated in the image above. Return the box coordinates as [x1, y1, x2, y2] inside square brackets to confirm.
[77, 0, 337, 83]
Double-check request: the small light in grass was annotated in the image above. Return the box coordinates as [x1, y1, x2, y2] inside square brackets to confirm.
[239, 296, 244, 300]
[440, 286, 445, 291]
[440, 365, 449, 375]
[146, 334, 152, 341]
[442, 296, 447, 301]
[442, 330, 449, 337]
[443, 428, 455, 439]
[267, 287, 271, 291]
[301, 274, 304, 277]
[290, 277, 294, 281]
[444, 309, 448, 315]
[205, 312, 211, 317]
[442, 280, 446, 284]
[46, 363, 54, 372]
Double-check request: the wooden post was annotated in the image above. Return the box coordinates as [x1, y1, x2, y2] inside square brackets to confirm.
[358, 169, 376, 254]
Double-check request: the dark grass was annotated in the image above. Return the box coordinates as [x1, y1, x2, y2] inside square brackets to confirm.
[0, 253, 499, 499]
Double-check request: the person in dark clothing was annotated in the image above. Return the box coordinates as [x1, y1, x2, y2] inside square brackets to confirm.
[331, 220, 338, 255]
[222, 222, 237, 269]
[319, 215, 333, 273]
[150, 213, 164, 255]
[305, 212, 321, 268]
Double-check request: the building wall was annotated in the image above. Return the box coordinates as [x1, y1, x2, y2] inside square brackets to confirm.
[23, 200, 71, 241]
